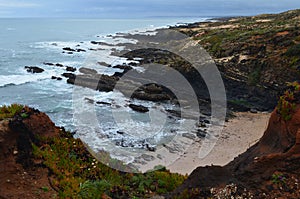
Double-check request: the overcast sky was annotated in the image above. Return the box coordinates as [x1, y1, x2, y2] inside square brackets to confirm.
[0, 0, 300, 18]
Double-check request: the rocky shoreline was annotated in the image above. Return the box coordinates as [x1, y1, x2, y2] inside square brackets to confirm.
[20, 10, 300, 164]
[3, 9, 300, 198]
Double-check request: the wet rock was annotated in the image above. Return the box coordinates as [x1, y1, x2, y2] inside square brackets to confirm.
[182, 133, 196, 140]
[62, 73, 76, 79]
[128, 62, 139, 66]
[131, 92, 170, 102]
[79, 67, 98, 75]
[43, 62, 54, 66]
[143, 84, 163, 94]
[96, 101, 111, 106]
[166, 109, 181, 118]
[146, 144, 156, 152]
[66, 66, 76, 72]
[84, 98, 94, 104]
[91, 41, 115, 46]
[98, 61, 111, 67]
[55, 63, 64, 67]
[62, 47, 76, 52]
[196, 129, 207, 138]
[129, 104, 149, 113]
[117, 131, 124, 135]
[112, 64, 132, 70]
[51, 76, 62, 81]
[76, 49, 86, 52]
[200, 117, 210, 124]
[24, 66, 44, 73]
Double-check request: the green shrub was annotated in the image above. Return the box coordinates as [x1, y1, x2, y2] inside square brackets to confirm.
[277, 82, 300, 121]
[0, 104, 24, 119]
[78, 180, 111, 199]
[32, 130, 186, 198]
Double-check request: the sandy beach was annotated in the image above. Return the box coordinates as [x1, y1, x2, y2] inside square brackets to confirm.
[166, 112, 271, 175]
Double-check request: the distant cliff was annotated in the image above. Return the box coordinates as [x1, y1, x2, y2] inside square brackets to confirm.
[174, 9, 300, 112]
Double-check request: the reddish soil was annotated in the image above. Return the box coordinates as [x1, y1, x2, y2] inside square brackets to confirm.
[0, 108, 59, 199]
[170, 106, 300, 198]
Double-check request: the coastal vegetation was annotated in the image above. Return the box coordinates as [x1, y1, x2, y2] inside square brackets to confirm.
[0, 104, 24, 120]
[2, 9, 300, 199]
[32, 130, 186, 198]
[0, 105, 186, 198]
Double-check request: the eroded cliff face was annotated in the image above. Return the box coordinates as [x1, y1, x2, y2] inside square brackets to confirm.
[172, 103, 300, 198]
[0, 107, 59, 198]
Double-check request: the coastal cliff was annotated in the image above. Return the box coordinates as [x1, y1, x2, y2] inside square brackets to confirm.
[170, 83, 300, 198]
[1, 9, 300, 199]
[173, 9, 300, 112]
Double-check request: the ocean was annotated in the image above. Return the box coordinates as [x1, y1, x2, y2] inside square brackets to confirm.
[0, 17, 208, 168]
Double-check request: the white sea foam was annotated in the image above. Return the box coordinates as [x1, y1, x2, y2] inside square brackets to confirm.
[0, 71, 55, 87]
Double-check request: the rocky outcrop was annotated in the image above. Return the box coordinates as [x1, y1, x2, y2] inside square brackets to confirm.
[171, 102, 300, 198]
[129, 104, 149, 113]
[24, 66, 44, 73]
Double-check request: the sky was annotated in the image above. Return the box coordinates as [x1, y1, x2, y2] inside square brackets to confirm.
[0, 0, 300, 18]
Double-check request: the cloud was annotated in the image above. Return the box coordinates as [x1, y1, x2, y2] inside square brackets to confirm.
[0, 0, 40, 8]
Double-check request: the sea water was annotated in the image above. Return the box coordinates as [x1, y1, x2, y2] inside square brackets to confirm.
[0, 17, 207, 164]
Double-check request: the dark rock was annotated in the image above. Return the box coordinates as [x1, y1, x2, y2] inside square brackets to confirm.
[91, 41, 115, 46]
[200, 118, 210, 124]
[43, 62, 54, 66]
[196, 129, 207, 138]
[76, 49, 86, 52]
[66, 66, 76, 72]
[182, 133, 196, 139]
[166, 109, 181, 118]
[62, 73, 76, 79]
[117, 131, 124, 135]
[62, 47, 76, 52]
[143, 84, 163, 94]
[146, 144, 156, 152]
[113, 72, 124, 77]
[79, 67, 98, 75]
[51, 76, 62, 81]
[198, 122, 207, 128]
[112, 64, 132, 70]
[128, 62, 139, 66]
[24, 66, 44, 73]
[56, 63, 64, 67]
[96, 101, 111, 106]
[131, 92, 170, 102]
[97, 61, 111, 67]
[84, 98, 94, 104]
[129, 104, 149, 113]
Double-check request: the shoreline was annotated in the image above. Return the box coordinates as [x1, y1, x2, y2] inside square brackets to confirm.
[139, 111, 271, 175]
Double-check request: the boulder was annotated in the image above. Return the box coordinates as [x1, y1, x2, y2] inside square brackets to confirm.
[24, 66, 44, 73]
[129, 104, 149, 113]
[62, 47, 76, 52]
[79, 67, 98, 75]
[66, 66, 76, 72]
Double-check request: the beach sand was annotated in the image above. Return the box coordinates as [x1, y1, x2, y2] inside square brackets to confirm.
[165, 112, 271, 175]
